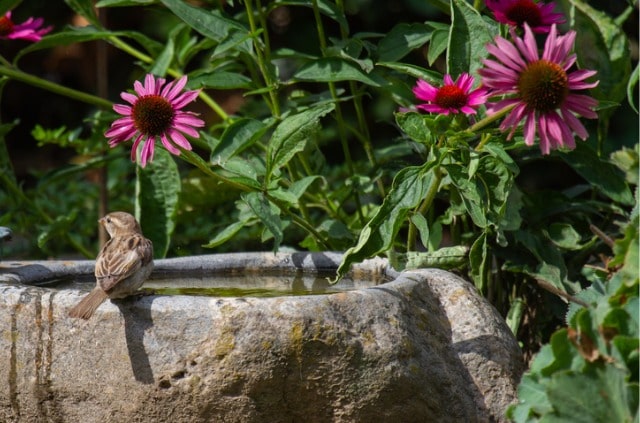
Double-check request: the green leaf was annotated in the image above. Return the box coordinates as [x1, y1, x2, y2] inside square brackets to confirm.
[149, 30, 175, 77]
[395, 112, 433, 145]
[547, 366, 634, 422]
[377, 62, 442, 85]
[160, 0, 252, 53]
[560, 142, 634, 206]
[243, 191, 283, 252]
[97, 0, 155, 6]
[335, 161, 441, 280]
[266, 103, 334, 181]
[289, 175, 322, 200]
[627, 63, 638, 114]
[64, 0, 100, 26]
[203, 220, 248, 248]
[427, 24, 449, 66]
[506, 298, 525, 336]
[560, 0, 632, 117]
[377, 23, 431, 62]
[211, 118, 268, 164]
[188, 70, 252, 90]
[445, 163, 487, 228]
[546, 223, 583, 250]
[136, 149, 181, 258]
[409, 213, 430, 249]
[0, 0, 22, 17]
[404, 246, 468, 270]
[294, 57, 384, 87]
[448, 0, 496, 77]
[513, 230, 578, 294]
[16, 26, 164, 62]
[507, 374, 553, 421]
[610, 145, 639, 186]
[469, 232, 488, 292]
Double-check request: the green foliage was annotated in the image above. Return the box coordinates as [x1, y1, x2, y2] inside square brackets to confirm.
[0, 0, 637, 414]
[508, 209, 639, 422]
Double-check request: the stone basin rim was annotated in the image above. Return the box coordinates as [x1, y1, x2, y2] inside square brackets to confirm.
[0, 251, 399, 294]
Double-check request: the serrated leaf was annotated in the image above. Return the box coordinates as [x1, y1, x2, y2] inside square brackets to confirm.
[448, 0, 496, 76]
[395, 112, 433, 145]
[136, 148, 180, 258]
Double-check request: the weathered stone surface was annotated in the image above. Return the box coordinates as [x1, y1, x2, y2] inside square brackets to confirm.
[0, 252, 524, 422]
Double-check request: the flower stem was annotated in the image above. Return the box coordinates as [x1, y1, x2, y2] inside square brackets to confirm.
[311, 0, 364, 225]
[0, 65, 113, 109]
[244, 0, 281, 118]
[468, 103, 516, 134]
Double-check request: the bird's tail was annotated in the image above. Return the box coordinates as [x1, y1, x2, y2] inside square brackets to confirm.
[68, 288, 109, 319]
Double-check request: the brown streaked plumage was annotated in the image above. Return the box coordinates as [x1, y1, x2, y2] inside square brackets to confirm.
[68, 212, 153, 320]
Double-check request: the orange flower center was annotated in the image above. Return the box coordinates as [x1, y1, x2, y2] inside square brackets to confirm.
[0, 16, 15, 36]
[132, 95, 175, 136]
[506, 0, 543, 27]
[518, 60, 568, 112]
[435, 85, 468, 110]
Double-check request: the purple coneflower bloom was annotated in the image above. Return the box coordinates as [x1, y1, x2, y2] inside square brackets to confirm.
[0, 11, 52, 42]
[485, 0, 565, 33]
[478, 24, 598, 155]
[413, 73, 488, 115]
[105, 74, 205, 167]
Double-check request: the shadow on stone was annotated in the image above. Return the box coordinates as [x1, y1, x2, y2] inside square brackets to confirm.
[115, 297, 155, 384]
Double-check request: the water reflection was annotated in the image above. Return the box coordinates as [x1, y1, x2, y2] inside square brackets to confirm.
[23, 272, 388, 298]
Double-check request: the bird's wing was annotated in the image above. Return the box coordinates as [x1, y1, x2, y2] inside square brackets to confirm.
[95, 235, 147, 292]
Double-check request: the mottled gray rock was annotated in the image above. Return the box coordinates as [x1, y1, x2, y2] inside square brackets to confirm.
[0, 252, 523, 422]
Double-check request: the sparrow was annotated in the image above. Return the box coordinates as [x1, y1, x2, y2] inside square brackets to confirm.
[68, 212, 154, 320]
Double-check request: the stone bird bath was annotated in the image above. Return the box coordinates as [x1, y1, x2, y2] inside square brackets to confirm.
[0, 252, 523, 422]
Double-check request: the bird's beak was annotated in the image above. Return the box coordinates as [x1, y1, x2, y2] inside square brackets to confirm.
[98, 217, 106, 226]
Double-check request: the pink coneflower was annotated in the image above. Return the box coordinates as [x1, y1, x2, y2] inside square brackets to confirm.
[105, 74, 205, 167]
[413, 73, 488, 115]
[0, 11, 52, 42]
[485, 0, 565, 33]
[478, 24, 598, 154]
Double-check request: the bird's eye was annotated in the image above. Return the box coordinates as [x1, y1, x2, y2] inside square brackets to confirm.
[106, 217, 111, 223]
